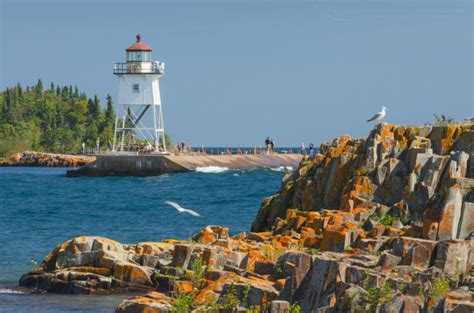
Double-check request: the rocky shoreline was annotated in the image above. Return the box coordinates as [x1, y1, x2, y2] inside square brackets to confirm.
[19, 123, 474, 312]
[1, 151, 95, 167]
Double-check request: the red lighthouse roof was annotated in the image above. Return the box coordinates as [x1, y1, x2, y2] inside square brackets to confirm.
[126, 34, 152, 51]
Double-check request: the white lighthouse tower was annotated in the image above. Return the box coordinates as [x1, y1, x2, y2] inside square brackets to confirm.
[112, 34, 167, 153]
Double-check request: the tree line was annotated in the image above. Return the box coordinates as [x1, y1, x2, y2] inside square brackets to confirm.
[0, 79, 116, 157]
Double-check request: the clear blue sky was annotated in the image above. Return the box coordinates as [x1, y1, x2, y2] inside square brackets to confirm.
[1, 0, 472, 146]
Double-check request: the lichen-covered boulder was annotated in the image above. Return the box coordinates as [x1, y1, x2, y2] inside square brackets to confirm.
[116, 291, 172, 313]
[19, 236, 174, 294]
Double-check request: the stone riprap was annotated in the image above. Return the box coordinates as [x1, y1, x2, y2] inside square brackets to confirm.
[4, 151, 95, 167]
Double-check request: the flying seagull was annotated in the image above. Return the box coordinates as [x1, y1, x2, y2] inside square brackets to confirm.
[165, 201, 201, 217]
[366, 106, 387, 123]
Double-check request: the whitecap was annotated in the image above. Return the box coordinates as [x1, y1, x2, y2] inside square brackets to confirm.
[0, 288, 26, 294]
[195, 166, 229, 173]
[271, 166, 294, 172]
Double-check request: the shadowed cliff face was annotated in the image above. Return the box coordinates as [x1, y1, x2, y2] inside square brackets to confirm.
[251, 123, 474, 241]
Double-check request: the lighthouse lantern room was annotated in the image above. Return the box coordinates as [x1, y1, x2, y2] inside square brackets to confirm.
[112, 34, 167, 153]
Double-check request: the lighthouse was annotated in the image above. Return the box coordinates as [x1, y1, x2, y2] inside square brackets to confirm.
[112, 34, 167, 153]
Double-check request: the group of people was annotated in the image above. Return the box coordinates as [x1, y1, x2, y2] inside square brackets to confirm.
[80, 139, 101, 155]
[264, 137, 275, 153]
[300, 142, 315, 156]
[175, 141, 187, 153]
[138, 142, 153, 154]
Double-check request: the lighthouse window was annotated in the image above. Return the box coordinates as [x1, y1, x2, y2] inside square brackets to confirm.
[133, 84, 140, 93]
[126, 51, 151, 62]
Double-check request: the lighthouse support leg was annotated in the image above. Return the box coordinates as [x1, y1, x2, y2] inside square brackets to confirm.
[112, 117, 118, 152]
[120, 108, 127, 152]
[158, 104, 166, 152]
[152, 103, 159, 152]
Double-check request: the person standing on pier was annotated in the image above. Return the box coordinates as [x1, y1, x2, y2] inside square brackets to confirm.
[301, 142, 306, 155]
[265, 137, 270, 153]
[309, 143, 315, 156]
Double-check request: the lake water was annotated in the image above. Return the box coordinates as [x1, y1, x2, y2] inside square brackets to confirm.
[0, 167, 284, 312]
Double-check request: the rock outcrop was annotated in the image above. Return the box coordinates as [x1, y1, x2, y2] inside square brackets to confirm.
[5, 151, 94, 167]
[252, 123, 474, 241]
[19, 123, 474, 312]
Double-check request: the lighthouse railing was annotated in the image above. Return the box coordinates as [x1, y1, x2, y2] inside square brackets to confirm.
[113, 62, 164, 75]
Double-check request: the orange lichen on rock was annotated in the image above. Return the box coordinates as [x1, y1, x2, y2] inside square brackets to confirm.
[192, 225, 229, 244]
[174, 280, 193, 293]
[20, 122, 474, 312]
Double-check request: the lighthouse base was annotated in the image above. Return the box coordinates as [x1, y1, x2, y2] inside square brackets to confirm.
[66, 154, 302, 177]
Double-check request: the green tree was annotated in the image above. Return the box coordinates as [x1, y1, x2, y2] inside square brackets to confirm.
[36, 79, 43, 95]
[0, 82, 116, 157]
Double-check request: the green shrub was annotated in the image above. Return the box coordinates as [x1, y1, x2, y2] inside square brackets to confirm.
[171, 292, 193, 313]
[429, 277, 450, 299]
[365, 282, 394, 313]
[379, 215, 397, 227]
[290, 302, 301, 313]
[220, 283, 240, 310]
[191, 256, 205, 289]
[308, 248, 319, 255]
[433, 114, 456, 126]
[242, 284, 250, 305]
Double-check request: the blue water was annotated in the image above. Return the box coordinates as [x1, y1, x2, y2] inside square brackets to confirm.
[0, 167, 284, 312]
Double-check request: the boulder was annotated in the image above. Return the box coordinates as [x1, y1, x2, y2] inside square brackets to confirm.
[278, 251, 312, 302]
[457, 202, 474, 239]
[391, 237, 438, 269]
[192, 225, 229, 244]
[292, 254, 345, 312]
[270, 300, 290, 312]
[116, 291, 173, 313]
[380, 294, 420, 313]
[437, 187, 463, 241]
[433, 240, 471, 279]
[113, 261, 154, 286]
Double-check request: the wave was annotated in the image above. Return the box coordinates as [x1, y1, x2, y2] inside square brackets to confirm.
[270, 166, 294, 172]
[195, 166, 229, 173]
[0, 288, 26, 294]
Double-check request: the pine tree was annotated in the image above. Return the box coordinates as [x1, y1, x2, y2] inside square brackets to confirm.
[87, 96, 100, 119]
[36, 79, 43, 95]
[105, 95, 114, 122]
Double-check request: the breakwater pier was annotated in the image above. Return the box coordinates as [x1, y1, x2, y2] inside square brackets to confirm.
[66, 153, 302, 177]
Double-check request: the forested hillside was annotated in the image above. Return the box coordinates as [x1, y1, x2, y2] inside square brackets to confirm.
[0, 79, 115, 157]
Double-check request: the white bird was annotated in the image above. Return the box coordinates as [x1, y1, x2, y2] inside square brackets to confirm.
[366, 106, 387, 123]
[30, 260, 38, 265]
[164, 201, 201, 217]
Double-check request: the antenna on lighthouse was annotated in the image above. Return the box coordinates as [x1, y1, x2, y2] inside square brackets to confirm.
[112, 34, 167, 154]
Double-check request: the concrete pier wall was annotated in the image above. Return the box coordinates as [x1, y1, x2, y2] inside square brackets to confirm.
[66, 154, 302, 177]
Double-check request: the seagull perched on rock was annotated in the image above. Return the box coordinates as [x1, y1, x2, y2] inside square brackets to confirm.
[165, 201, 201, 217]
[366, 106, 387, 123]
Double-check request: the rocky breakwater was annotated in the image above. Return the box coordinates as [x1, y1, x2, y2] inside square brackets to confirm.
[4, 151, 95, 167]
[19, 122, 474, 312]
